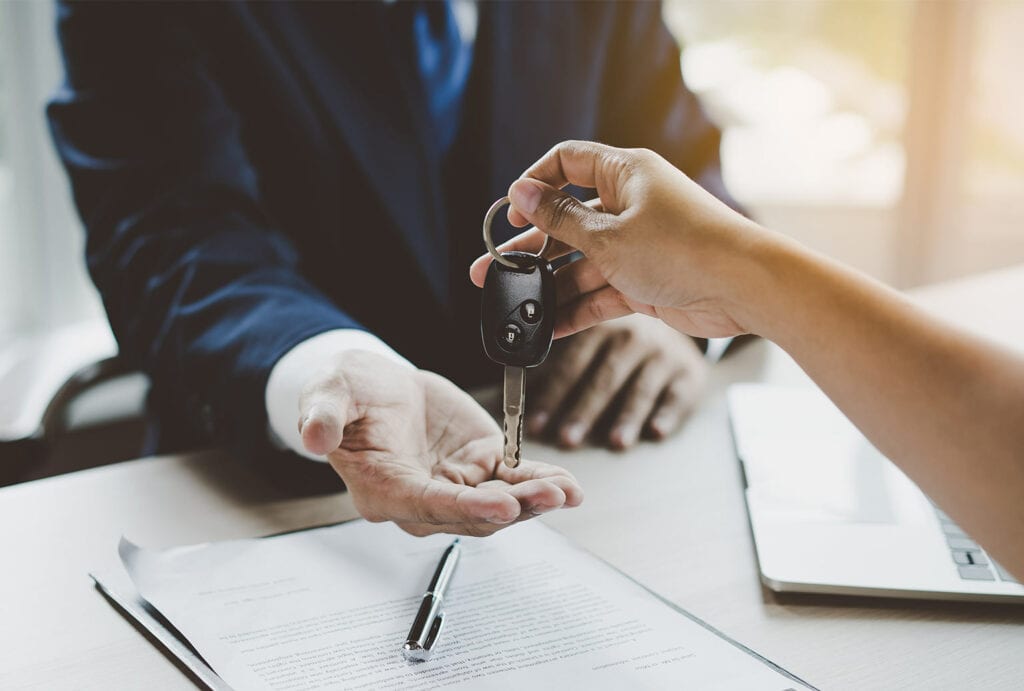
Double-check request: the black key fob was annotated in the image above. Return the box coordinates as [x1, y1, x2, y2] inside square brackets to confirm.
[480, 251, 555, 368]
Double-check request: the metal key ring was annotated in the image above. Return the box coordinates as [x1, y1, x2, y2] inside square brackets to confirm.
[483, 196, 552, 269]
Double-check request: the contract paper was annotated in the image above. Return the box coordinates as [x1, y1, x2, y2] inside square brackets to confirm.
[119, 520, 812, 690]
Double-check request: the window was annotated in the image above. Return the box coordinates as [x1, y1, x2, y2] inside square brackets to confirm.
[0, 0, 104, 343]
[667, 0, 910, 207]
[665, 0, 1024, 287]
[0, 2, 117, 441]
[1, 1, 1022, 343]
[0, 3, 15, 333]
[951, 0, 1024, 279]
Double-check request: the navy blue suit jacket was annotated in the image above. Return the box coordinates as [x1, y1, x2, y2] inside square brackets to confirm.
[48, 1, 735, 461]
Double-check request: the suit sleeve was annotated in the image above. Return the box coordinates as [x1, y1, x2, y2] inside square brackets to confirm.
[596, 2, 743, 213]
[46, 2, 358, 455]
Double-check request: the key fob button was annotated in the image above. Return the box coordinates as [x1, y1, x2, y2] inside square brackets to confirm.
[519, 300, 542, 324]
[499, 323, 523, 350]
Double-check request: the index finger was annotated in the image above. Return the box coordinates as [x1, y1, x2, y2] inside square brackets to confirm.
[470, 196, 606, 287]
[469, 228, 574, 287]
[338, 467, 524, 526]
[523, 140, 620, 188]
[494, 459, 585, 508]
[510, 191, 607, 227]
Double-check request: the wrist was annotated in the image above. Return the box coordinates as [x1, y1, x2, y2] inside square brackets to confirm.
[721, 223, 810, 340]
[266, 329, 412, 460]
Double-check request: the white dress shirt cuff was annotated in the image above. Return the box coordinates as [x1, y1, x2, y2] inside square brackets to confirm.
[704, 337, 734, 363]
[265, 329, 412, 461]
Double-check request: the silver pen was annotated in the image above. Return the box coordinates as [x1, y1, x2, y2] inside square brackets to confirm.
[402, 538, 461, 662]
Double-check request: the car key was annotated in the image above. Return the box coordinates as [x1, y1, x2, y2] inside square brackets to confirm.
[481, 198, 556, 468]
[480, 251, 556, 467]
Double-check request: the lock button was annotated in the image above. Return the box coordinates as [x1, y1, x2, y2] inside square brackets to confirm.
[519, 300, 542, 324]
[499, 323, 523, 350]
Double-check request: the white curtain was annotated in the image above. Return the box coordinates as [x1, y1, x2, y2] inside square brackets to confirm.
[0, 0, 104, 339]
[0, 1, 118, 439]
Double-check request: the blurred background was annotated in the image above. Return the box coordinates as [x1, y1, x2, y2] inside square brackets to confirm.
[0, 0, 1022, 478]
[666, 0, 1024, 285]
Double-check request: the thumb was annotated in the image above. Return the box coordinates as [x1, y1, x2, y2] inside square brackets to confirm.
[508, 178, 604, 254]
[299, 396, 350, 456]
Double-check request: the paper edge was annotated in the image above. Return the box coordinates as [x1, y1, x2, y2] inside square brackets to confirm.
[89, 569, 234, 691]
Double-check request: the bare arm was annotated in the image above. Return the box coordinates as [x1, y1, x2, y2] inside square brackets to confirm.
[742, 236, 1024, 579]
[471, 141, 1024, 579]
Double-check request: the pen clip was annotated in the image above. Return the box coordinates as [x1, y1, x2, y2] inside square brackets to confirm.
[403, 611, 445, 662]
[424, 611, 445, 652]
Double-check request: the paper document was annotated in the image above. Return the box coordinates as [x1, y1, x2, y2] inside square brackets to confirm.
[118, 520, 811, 690]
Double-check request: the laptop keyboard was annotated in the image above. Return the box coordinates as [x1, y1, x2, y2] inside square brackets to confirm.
[934, 507, 1019, 583]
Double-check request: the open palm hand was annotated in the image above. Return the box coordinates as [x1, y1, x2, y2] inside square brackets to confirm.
[299, 351, 583, 536]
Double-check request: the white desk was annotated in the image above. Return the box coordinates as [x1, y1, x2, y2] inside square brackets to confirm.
[3, 266, 1024, 689]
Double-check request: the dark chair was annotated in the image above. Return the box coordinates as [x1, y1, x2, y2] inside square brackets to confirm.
[0, 351, 148, 487]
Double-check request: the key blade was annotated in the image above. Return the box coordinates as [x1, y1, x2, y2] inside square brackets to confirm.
[502, 366, 525, 468]
[503, 366, 525, 416]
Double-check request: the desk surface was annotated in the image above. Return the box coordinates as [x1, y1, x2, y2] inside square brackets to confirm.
[3, 265, 1024, 690]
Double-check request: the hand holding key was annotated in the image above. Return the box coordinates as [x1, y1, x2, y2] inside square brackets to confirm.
[477, 195, 709, 452]
[473, 141, 752, 340]
[298, 350, 582, 537]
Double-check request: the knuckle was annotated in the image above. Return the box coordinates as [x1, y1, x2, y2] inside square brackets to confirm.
[300, 367, 346, 405]
[608, 326, 636, 349]
[611, 149, 638, 171]
[644, 348, 669, 370]
[561, 139, 590, 157]
[664, 375, 697, 404]
[398, 522, 432, 538]
[355, 500, 386, 524]
[624, 147, 658, 170]
[589, 358, 625, 395]
[298, 377, 326, 408]
[546, 193, 579, 232]
[414, 485, 441, 525]
[632, 371, 663, 402]
[562, 310, 585, 337]
[587, 291, 625, 325]
[585, 222, 618, 258]
[462, 523, 495, 538]
[586, 296, 609, 325]
[590, 369, 615, 395]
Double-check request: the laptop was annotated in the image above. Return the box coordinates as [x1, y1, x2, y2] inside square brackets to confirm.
[727, 383, 1024, 602]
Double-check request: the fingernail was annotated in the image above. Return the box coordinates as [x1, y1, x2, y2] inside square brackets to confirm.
[486, 514, 517, 525]
[304, 403, 326, 425]
[509, 178, 543, 215]
[613, 424, 639, 449]
[527, 412, 549, 435]
[561, 422, 586, 447]
[649, 417, 671, 439]
[529, 505, 558, 516]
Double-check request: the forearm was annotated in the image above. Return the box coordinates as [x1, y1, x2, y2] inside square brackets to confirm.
[736, 233, 1024, 578]
[140, 247, 359, 454]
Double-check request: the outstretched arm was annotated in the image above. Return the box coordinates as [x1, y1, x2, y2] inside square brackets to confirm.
[47, 1, 360, 456]
[472, 141, 1024, 578]
[49, 3, 583, 536]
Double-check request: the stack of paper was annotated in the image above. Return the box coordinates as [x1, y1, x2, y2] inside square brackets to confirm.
[93, 520, 813, 690]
